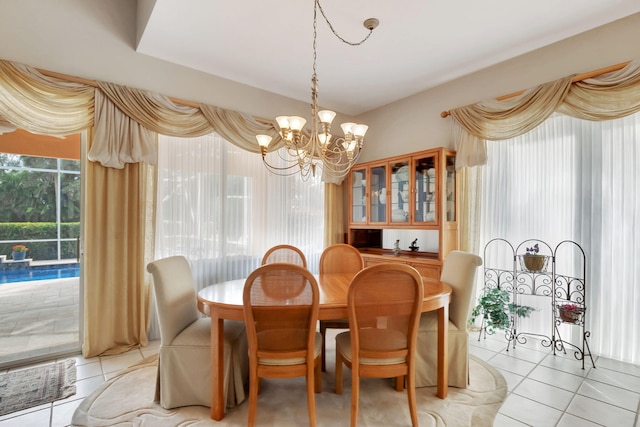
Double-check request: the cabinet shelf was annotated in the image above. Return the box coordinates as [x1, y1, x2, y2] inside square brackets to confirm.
[348, 147, 458, 278]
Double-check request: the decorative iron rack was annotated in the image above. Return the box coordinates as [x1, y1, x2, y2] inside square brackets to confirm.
[480, 238, 595, 369]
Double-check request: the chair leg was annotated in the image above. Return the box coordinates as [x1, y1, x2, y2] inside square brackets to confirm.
[247, 369, 259, 427]
[314, 358, 322, 393]
[320, 321, 327, 372]
[306, 366, 317, 427]
[395, 375, 404, 391]
[406, 369, 418, 427]
[350, 366, 359, 427]
[335, 352, 343, 394]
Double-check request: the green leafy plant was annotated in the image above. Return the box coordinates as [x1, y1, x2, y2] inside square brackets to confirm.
[469, 287, 536, 332]
[12, 244, 28, 252]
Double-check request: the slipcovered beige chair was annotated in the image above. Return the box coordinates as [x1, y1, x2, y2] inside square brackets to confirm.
[318, 243, 364, 371]
[261, 244, 307, 267]
[147, 255, 249, 409]
[415, 250, 483, 388]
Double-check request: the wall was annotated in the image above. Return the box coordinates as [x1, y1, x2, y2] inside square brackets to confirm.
[0, 2, 639, 163]
[0, 131, 80, 160]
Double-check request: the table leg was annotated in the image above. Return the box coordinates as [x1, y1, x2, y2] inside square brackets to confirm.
[436, 304, 449, 399]
[210, 313, 225, 420]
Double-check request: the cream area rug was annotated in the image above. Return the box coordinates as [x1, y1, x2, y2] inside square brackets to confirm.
[72, 354, 506, 426]
[0, 359, 76, 416]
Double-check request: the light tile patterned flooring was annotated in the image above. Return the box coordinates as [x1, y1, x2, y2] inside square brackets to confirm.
[474, 333, 640, 427]
[0, 278, 639, 426]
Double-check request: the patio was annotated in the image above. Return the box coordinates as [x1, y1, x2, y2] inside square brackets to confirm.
[0, 277, 80, 368]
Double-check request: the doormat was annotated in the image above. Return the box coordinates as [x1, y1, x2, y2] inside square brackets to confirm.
[0, 359, 76, 416]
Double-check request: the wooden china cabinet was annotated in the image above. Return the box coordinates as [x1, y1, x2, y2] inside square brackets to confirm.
[348, 147, 458, 279]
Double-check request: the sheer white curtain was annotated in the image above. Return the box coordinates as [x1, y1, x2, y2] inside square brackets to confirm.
[478, 112, 640, 364]
[147, 133, 325, 337]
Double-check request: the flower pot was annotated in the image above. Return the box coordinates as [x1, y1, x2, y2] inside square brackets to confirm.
[12, 251, 26, 261]
[523, 254, 546, 272]
[557, 305, 584, 324]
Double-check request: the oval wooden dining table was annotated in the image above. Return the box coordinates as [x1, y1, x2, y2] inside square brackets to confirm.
[197, 272, 452, 421]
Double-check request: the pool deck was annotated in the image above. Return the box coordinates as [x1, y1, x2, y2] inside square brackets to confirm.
[0, 257, 78, 267]
[31, 258, 79, 266]
[0, 277, 79, 368]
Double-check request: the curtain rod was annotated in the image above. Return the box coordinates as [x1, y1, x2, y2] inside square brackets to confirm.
[440, 61, 631, 119]
[36, 67, 273, 125]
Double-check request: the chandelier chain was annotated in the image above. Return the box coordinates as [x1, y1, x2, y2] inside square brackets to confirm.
[315, 0, 375, 47]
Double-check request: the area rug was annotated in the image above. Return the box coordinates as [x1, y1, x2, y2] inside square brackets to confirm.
[72, 353, 506, 426]
[0, 359, 76, 416]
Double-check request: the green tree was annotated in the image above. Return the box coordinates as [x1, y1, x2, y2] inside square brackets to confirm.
[0, 154, 80, 222]
[0, 169, 56, 221]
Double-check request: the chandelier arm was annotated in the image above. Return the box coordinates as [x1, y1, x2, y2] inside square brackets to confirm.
[261, 157, 307, 175]
[315, 0, 375, 46]
[256, 0, 375, 183]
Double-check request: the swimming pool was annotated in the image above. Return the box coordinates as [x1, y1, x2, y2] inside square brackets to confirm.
[0, 263, 80, 284]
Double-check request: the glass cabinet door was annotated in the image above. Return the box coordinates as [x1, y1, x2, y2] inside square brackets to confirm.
[413, 155, 437, 223]
[390, 160, 409, 223]
[445, 154, 456, 222]
[351, 167, 367, 223]
[369, 164, 387, 223]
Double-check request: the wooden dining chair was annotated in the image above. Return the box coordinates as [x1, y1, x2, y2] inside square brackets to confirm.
[261, 244, 307, 267]
[335, 263, 423, 427]
[243, 262, 322, 427]
[415, 250, 482, 388]
[318, 243, 364, 371]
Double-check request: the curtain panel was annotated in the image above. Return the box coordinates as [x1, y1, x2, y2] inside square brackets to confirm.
[0, 59, 282, 167]
[477, 112, 640, 364]
[324, 183, 345, 246]
[83, 129, 152, 356]
[90, 81, 281, 168]
[448, 57, 640, 365]
[0, 60, 93, 136]
[450, 59, 640, 168]
[153, 132, 326, 289]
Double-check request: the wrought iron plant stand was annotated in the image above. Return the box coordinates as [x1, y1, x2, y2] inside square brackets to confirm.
[481, 238, 596, 369]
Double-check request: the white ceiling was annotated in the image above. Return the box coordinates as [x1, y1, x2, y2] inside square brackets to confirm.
[136, 0, 640, 116]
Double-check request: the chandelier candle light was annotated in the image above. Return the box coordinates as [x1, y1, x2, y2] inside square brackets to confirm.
[256, 0, 378, 181]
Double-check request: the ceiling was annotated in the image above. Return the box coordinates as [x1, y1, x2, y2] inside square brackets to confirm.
[136, 0, 640, 116]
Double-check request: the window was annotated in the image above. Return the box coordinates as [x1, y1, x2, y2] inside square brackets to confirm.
[155, 133, 325, 289]
[479, 112, 640, 364]
[0, 154, 80, 260]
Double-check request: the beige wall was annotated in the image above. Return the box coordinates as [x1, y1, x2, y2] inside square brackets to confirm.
[0, 2, 639, 163]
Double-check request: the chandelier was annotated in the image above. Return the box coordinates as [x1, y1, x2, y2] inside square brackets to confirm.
[256, 0, 378, 181]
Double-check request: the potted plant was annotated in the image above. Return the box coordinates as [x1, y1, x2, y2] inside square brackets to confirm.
[11, 244, 29, 261]
[522, 243, 547, 272]
[557, 302, 584, 324]
[469, 287, 536, 333]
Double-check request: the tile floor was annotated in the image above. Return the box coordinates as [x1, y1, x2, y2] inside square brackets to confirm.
[473, 332, 640, 427]
[1, 331, 639, 426]
[0, 340, 161, 427]
[0, 276, 639, 427]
